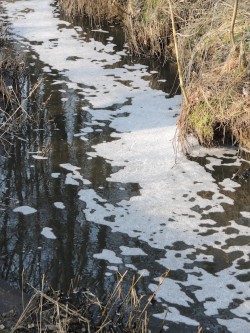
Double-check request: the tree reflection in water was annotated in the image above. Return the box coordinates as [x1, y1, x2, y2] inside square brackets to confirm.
[0, 54, 158, 300]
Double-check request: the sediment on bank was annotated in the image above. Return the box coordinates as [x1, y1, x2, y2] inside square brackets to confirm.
[58, 0, 250, 150]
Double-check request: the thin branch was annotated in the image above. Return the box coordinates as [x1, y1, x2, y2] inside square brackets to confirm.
[168, 0, 189, 105]
[230, 0, 238, 49]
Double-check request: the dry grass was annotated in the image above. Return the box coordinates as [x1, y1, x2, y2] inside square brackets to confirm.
[58, 0, 123, 25]
[11, 271, 169, 333]
[123, 0, 172, 59]
[59, 0, 250, 149]
[59, 0, 173, 59]
[0, 30, 44, 152]
[0, 45, 25, 145]
[177, 0, 250, 149]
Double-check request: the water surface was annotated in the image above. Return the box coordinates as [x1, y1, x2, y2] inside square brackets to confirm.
[0, 1, 250, 332]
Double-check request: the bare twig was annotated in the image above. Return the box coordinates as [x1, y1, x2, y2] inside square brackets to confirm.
[168, 0, 188, 105]
[230, 0, 238, 49]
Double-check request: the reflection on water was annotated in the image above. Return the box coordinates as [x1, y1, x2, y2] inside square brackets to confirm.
[1, 1, 250, 332]
[0, 49, 166, 307]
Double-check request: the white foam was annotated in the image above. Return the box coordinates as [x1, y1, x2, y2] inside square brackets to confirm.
[154, 307, 199, 326]
[13, 205, 37, 215]
[219, 178, 241, 192]
[241, 211, 250, 218]
[93, 249, 122, 264]
[125, 264, 137, 271]
[217, 318, 250, 333]
[138, 269, 150, 277]
[65, 173, 79, 186]
[32, 155, 48, 160]
[107, 265, 118, 271]
[51, 173, 60, 178]
[81, 127, 93, 133]
[54, 202, 65, 209]
[41, 227, 56, 239]
[149, 278, 193, 308]
[120, 246, 147, 256]
[60, 163, 81, 172]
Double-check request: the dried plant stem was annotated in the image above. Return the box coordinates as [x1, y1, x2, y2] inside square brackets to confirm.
[101, 270, 127, 318]
[21, 269, 25, 311]
[10, 294, 38, 333]
[230, 0, 238, 49]
[0, 78, 42, 140]
[29, 287, 91, 330]
[138, 271, 169, 322]
[168, 0, 188, 105]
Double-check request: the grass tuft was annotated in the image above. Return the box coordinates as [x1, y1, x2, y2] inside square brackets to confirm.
[177, 0, 250, 149]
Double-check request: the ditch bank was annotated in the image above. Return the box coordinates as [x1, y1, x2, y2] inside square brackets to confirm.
[58, 0, 250, 151]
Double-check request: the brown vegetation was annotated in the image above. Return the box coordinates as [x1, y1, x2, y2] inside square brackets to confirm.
[9, 272, 168, 333]
[0, 27, 43, 152]
[177, 0, 250, 150]
[57, 0, 123, 25]
[58, 0, 250, 150]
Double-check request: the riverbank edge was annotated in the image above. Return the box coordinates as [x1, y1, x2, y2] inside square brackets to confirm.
[58, 0, 250, 151]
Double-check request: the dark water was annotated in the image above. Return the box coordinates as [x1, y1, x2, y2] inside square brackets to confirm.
[0, 1, 250, 332]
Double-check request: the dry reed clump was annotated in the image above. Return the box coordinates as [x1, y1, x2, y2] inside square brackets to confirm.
[123, 0, 220, 60]
[58, 0, 183, 60]
[0, 46, 25, 143]
[0, 33, 42, 151]
[123, 0, 172, 60]
[58, 0, 124, 24]
[58, 0, 224, 61]
[11, 272, 168, 333]
[177, 0, 250, 149]
[59, 0, 250, 149]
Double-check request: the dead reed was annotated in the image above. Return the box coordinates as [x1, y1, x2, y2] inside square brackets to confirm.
[58, 0, 123, 25]
[59, 0, 173, 60]
[0, 33, 43, 151]
[58, 0, 250, 149]
[177, 0, 250, 149]
[11, 271, 169, 333]
[123, 0, 172, 60]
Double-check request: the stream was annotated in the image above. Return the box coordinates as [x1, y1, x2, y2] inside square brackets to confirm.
[0, 1, 250, 332]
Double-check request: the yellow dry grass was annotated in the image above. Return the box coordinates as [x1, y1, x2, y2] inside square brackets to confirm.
[58, 0, 250, 149]
[58, 0, 123, 24]
[11, 271, 169, 333]
[177, 0, 250, 149]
